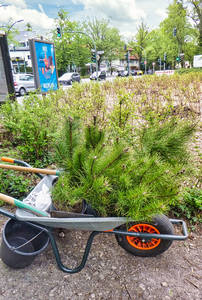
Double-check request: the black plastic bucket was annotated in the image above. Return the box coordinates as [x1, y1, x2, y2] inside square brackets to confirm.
[1, 219, 49, 269]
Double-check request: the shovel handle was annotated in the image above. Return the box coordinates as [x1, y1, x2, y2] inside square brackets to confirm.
[0, 193, 14, 205]
[0, 163, 60, 176]
[0, 193, 49, 217]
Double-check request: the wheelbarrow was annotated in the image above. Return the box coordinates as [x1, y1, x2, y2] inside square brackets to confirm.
[0, 157, 188, 273]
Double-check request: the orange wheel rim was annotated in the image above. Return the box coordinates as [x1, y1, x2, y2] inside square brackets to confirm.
[126, 224, 161, 250]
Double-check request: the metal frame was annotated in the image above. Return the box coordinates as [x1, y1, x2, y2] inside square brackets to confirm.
[0, 208, 188, 274]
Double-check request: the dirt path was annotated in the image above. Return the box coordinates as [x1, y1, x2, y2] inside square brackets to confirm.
[0, 212, 201, 300]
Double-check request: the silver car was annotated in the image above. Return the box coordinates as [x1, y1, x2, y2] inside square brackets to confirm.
[13, 74, 35, 96]
[59, 72, 81, 86]
[90, 71, 106, 80]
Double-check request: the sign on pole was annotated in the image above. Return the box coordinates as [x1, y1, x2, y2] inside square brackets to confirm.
[155, 70, 175, 76]
[29, 39, 59, 94]
[193, 55, 202, 68]
[0, 32, 15, 102]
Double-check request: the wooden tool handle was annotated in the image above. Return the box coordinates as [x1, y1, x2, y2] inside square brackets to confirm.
[0, 193, 14, 205]
[0, 164, 59, 175]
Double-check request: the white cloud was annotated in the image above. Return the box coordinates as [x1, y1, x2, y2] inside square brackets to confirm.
[71, 0, 146, 37]
[0, 3, 54, 31]
[73, 0, 146, 22]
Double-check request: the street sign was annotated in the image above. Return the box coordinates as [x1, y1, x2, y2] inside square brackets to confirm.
[155, 70, 175, 76]
[97, 51, 104, 55]
[144, 61, 147, 65]
[193, 55, 202, 68]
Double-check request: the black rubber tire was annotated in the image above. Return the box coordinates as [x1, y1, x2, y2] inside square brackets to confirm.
[19, 88, 26, 96]
[115, 214, 174, 257]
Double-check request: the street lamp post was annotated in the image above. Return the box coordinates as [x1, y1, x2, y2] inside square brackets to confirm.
[67, 30, 98, 79]
[7, 19, 24, 33]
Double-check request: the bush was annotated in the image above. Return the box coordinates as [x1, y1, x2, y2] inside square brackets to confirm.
[0, 169, 32, 204]
[170, 188, 202, 228]
[0, 91, 65, 166]
[52, 116, 196, 221]
[175, 68, 202, 74]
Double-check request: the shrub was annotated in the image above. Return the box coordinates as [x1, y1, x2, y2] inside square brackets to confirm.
[0, 91, 65, 166]
[170, 188, 202, 228]
[52, 116, 196, 221]
[175, 68, 202, 75]
[0, 169, 32, 204]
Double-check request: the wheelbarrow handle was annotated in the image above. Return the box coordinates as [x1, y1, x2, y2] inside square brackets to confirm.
[1, 157, 45, 179]
[0, 163, 60, 176]
[0, 193, 49, 217]
[1, 157, 15, 163]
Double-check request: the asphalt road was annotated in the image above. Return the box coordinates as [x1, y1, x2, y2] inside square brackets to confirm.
[16, 76, 115, 104]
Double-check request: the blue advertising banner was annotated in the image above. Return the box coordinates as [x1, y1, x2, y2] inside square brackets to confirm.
[34, 40, 58, 93]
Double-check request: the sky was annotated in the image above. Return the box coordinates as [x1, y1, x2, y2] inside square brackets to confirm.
[0, 0, 173, 39]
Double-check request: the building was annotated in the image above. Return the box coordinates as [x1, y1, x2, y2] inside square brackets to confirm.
[9, 31, 38, 73]
[110, 53, 140, 72]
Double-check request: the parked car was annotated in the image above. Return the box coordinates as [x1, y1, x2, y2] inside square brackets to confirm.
[13, 73, 35, 96]
[59, 72, 80, 86]
[90, 71, 106, 80]
[117, 70, 129, 77]
[130, 70, 143, 76]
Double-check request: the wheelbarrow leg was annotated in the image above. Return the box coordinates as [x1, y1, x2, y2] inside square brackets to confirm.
[47, 230, 100, 274]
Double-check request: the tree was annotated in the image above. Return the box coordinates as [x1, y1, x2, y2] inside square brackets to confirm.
[144, 29, 166, 68]
[52, 9, 91, 75]
[129, 21, 149, 69]
[82, 18, 124, 71]
[26, 23, 32, 31]
[159, 0, 197, 67]
[161, 1, 187, 53]
[186, 0, 202, 53]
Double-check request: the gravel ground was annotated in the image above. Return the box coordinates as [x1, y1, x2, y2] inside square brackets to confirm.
[0, 212, 201, 300]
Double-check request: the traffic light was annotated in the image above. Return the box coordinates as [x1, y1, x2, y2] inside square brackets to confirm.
[125, 52, 128, 60]
[57, 27, 61, 37]
[91, 52, 96, 63]
[173, 27, 177, 37]
[164, 53, 167, 61]
[176, 56, 181, 62]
